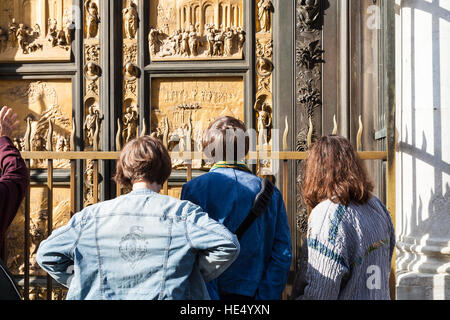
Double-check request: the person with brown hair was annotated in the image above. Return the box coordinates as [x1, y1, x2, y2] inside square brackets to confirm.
[292, 135, 395, 300]
[181, 116, 292, 300]
[37, 136, 240, 300]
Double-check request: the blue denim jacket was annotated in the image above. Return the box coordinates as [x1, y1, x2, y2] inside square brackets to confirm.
[181, 167, 292, 300]
[36, 189, 240, 300]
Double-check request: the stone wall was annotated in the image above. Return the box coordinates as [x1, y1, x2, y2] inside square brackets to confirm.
[395, 0, 450, 300]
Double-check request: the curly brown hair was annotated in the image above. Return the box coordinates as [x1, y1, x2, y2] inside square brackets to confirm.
[114, 136, 172, 188]
[302, 135, 374, 209]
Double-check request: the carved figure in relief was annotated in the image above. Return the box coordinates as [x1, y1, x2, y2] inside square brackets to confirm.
[158, 30, 175, 57]
[123, 0, 139, 40]
[180, 30, 190, 56]
[258, 0, 274, 33]
[237, 28, 245, 53]
[169, 126, 187, 167]
[255, 99, 272, 146]
[85, 62, 100, 80]
[56, 135, 68, 152]
[224, 27, 234, 57]
[123, 106, 138, 144]
[8, 19, 18, 45]
[32, 24, 41, 38]
[30, 211, 46, 272]
[84, 160, 95, 205]
[47, 18, 58, 47]
[256, 52, 273, 78]
[63, 12, 73, 45]
[172, 30, 181, 55]
[85, 0, 100, 39]
[162, 24, 169, 35]
[148, 28, 162, 56]
[16, 24, 28, 53]
[298, 0, 321, 31]
[213, 31, 224, 56]
[188, 26, 200, 57]
[124, 62, 137, 78]
[57, 29, 67, 46]
[84, 105, 101, 147]
[205, 25, 215, 56]
[194, 124, 203, 153]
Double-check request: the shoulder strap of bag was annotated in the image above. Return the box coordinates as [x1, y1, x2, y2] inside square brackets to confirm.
[0, 258, 22, 300]
[235, 178, 275, 241]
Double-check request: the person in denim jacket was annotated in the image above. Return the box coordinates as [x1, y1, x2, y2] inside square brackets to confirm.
[37, 136, 240, 300]
[181, 117, 292, 300]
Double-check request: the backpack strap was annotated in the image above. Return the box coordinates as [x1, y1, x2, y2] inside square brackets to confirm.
[235, 178, 275, 241]
[0, 258, 22, 300]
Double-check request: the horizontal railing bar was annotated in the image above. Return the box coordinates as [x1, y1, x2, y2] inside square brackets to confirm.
[21, 151, 388, 161]
[15, 276, 67, 289]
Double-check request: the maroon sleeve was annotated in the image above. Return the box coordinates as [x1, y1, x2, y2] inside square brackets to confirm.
[0, 136, 30, 244]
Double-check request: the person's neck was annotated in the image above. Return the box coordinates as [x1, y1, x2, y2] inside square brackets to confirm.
[132, 181, 162, 193]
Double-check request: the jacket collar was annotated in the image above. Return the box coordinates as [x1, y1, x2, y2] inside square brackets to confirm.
[210, 161, 252, 174]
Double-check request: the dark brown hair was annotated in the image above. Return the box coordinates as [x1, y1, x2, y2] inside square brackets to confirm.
[114, 136, 172, 188]
[302, 135, 374, 209]
[202, 116, 249, 162]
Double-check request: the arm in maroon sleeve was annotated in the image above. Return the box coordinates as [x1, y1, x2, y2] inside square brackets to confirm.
[0, 136, 30, 243]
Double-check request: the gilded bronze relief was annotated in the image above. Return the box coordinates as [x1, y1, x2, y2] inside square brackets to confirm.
[0, 80, 73, 169]
[0, 0, 73, 62]
[149, 0, 245, 61]
[150, 77, 244, 169]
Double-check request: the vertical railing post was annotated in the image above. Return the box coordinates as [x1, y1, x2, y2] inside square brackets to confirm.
[70, 119, 77, 218]
[116, 120, 122, 197]
[23, 117, 31, 300]
[45, 120, 54, 300]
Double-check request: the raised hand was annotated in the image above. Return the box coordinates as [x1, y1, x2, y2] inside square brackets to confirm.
[0, 106, 19, 138]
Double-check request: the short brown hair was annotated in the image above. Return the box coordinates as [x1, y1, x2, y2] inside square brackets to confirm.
[302, 135, 374, 209]
[202, 116, 249, 162]
[114, 136, 172, 188]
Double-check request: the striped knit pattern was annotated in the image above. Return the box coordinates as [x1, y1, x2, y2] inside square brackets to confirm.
[294, 196, 395, 300]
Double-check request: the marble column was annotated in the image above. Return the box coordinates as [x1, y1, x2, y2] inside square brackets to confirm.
[395, 0, 450, 300]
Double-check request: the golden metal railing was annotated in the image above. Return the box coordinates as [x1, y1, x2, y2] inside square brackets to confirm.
[6, 113, 395, 300]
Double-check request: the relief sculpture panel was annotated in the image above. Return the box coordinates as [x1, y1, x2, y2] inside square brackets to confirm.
[83, 0, 102, 207]
[0, 79, 73, 283]
[0, 80, 73, 169]
[5, 187, 71, 277]
[120, 0, 140, 147]
[149, 0, 245, 61]
[0, 0, 73, 62]
[150, 77, 244, 169]
[255, 0, 274, 176]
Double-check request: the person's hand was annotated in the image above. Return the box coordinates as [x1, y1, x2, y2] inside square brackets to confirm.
[0, 106, 19, 138]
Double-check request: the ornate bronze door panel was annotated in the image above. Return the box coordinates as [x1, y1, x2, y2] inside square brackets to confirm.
[0, 0, 394, 299]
